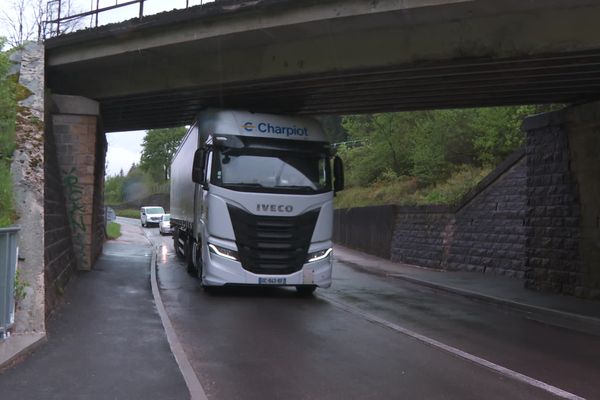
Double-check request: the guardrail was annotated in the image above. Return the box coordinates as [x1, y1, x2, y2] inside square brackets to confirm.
[43, 0, 214, 38]
[0, 226, 19, 340]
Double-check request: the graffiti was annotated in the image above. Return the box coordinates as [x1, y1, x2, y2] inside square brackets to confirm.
[62, 167, 87, 268]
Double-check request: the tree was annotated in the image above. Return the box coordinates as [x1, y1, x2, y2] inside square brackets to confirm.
[0, 0, 83, 47]
[139, 127, 187, 181]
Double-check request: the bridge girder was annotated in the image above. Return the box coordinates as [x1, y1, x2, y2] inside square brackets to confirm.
[45, 0, 600, 131]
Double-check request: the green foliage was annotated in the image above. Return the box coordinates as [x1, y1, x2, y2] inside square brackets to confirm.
[14, 268, 29, 303]
[336, 105, 559, 208]
[106, 222, 121, 240]
[116, 209, 140, 218]
[0, 38, 17, 227]
[334, 165, 492, 208]
[140, 127, 186, 181]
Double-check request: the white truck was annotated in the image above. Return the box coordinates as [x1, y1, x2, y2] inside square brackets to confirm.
[170, 109, 344, 294]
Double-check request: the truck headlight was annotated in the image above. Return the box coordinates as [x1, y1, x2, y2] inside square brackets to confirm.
[208, 244, 239, 261]
[306, 248, 332, 263]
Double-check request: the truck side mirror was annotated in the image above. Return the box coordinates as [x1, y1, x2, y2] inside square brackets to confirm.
[192, 148, 207, 186]
[333, 156, 344, 193]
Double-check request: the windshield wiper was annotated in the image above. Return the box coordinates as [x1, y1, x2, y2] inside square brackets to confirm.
[275, 185, 316, 192]
[224, 182, 266, 188]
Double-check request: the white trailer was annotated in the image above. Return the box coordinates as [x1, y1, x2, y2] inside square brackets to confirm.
[170, 109, 344, 294]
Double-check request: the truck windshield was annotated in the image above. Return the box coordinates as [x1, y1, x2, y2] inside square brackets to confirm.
[211, 148, 331, 194]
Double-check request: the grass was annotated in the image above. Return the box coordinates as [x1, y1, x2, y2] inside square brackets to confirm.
[334, 165, 492, 209]
[106, 222, 121, 240]
[116, 209, 139, 218]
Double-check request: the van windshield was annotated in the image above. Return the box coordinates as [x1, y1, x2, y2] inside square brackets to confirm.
[211, 148, 331, 194]
[145, 207, 164, 214]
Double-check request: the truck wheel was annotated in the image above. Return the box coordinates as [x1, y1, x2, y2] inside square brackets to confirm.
[173, 229, 184, 258]
[192, 242, 204, 283]
[186, 240, 198, 277]
[296, 285, 317, 296]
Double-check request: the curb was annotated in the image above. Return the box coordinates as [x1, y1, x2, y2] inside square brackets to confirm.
[334, 253, 600, 337]
[0, 332, 47, 372]
[148, 240, 209, 400]
[387, 273, 600, 337]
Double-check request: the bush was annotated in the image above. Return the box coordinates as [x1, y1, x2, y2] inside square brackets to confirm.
[0, 39, 16, 227]
[117, 209, 139, 218]
[106, 222, 121, 240]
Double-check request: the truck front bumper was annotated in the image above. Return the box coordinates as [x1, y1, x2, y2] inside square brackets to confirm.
[202, 250, 333, 288]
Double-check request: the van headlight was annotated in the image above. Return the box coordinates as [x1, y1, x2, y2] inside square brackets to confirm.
[306, 248, 332, 263]
[208, 244, 239, 261]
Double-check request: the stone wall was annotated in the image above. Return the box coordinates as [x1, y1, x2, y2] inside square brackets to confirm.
[10, 43, 46, 333]
[391, 207, 454, 269]
[336, 149, 528, 278]
[522, 103, 600, 298]
[448, 156, 527, 277]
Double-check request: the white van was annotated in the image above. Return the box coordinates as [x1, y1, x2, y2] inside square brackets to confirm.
[140, 206, 165, 227]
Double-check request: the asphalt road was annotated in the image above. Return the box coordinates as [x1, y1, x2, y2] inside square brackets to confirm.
[119, 217, 599, 400]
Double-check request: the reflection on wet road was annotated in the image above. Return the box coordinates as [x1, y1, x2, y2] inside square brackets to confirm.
[119, 217, 598, 400]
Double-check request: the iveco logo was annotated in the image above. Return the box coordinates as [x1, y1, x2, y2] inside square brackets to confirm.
[257, 204, 294, 213]
[242, 122, 255, 132]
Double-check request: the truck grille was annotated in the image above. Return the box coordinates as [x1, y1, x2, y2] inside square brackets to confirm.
[227, 205, 320, 275]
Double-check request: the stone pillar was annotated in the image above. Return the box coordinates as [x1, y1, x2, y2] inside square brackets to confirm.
[522, 102, 600, 299]
[51, 95, 101, 271]
[10, 43, 46, 334]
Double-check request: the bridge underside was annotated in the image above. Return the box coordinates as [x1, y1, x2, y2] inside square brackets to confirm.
[44, 0, 600, 131]
[95, 51, 600, 131]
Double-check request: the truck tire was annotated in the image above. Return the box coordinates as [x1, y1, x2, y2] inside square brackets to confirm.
[173, 229, 184, 258]
[192, 241, 204, 283]
[186, 239, 198, 277]
[296, 285, 317, 296]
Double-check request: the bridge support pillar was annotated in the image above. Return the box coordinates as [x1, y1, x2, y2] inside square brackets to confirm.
[523, 102, 600, 299]
[50, 95, 105, 271]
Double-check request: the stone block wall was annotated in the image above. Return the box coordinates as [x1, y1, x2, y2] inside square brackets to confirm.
[391, 207, 454, 268]
[448, 156, 527, 277]
[339, 149, 528, 278]
[523, 103, 600, 298]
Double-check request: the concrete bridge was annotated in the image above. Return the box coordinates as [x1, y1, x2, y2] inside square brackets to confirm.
[7, 0, 600, 340]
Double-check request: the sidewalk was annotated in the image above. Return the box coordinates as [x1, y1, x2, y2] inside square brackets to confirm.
[0, 224, 189, 399]
[334, 245, 600, 336]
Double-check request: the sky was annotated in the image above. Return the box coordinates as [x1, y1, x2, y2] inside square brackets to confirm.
[1, 0, 212, 177]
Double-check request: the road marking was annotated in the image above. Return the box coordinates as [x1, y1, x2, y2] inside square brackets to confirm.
[318, 293, 586, 400]
[148, 243, 209, 400]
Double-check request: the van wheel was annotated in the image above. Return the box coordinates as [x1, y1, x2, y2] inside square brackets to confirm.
[296, 285, 317, 296]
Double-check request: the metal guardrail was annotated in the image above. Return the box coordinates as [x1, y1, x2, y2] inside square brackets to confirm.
[0, 226, 19, 340]
[43, 0, 214, 38]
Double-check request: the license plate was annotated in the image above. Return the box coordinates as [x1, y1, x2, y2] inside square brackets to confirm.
[259, 277, 287, 285]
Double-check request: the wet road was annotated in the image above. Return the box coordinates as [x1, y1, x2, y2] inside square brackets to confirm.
[119, 217, 599, 400]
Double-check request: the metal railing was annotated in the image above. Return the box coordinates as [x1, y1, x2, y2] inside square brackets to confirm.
[0, 226, 19, 340]
[43, 0, 213, 39]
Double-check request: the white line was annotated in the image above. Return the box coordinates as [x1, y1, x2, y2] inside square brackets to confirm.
[149, 247, 209, 400]
[318, 293, 586, 400]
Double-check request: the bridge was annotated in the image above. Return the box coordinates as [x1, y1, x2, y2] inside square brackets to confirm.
[45, 0, 600, 131]
[7, 0, 600, 339]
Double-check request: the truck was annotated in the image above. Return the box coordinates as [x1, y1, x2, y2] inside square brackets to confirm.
[170, 109, 344, 294]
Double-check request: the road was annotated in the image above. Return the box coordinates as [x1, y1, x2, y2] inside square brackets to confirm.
[119, 217, 600, 400]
